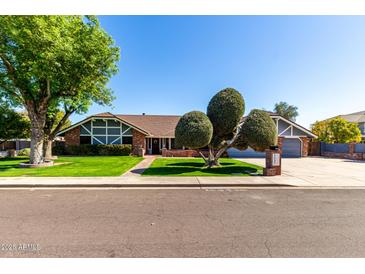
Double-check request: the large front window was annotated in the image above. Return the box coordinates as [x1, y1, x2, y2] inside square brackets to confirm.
[79, 119, 133, 145]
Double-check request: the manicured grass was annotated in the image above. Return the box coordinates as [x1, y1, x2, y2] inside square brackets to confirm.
[142, 158, 263, 176]
[0, 156, 143, 177]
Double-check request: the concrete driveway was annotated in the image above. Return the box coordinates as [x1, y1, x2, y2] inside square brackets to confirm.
[240, 157, 365, 187]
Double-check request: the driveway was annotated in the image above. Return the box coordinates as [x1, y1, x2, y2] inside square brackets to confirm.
[240, 157, 365, 187]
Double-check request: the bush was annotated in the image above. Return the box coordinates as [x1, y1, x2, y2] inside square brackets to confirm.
[175, 111, 213, 149]
[52, 145, 66, 155]
[53, 144, 132, 156]
[17, 148, 30, 156]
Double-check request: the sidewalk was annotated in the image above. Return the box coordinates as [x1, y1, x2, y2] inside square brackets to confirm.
[0, 174, 364, 188]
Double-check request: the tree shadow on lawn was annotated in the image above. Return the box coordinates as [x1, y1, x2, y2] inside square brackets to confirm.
[0, 157, 29, 171]
[0, 157, 28, 162]
[144, 165, 260, 176]
[166, 162, 232, 167]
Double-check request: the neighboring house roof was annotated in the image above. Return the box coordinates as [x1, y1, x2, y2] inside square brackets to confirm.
[269, 114, 317, 138]
[337, 111, 365, 123]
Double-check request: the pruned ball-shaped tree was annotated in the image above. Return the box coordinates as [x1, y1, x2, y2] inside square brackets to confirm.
[207, 88, 244, 138]
[238, 109, 277, 152]
[175, 111, 213, 149]
[175, 88, 277, 168]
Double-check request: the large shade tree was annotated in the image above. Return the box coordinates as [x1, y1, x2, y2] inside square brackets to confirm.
[0, 16, 120, 164]
[175, 88, 277, 167]
[274, 101, 299, 121]
[43, 107, 72, 159]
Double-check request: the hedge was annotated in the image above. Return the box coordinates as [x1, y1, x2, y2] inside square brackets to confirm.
[53, 144, 132, 156]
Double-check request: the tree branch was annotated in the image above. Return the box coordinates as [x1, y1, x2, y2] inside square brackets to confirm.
[49, 108, 75, 139]
[196, 148, 208, 163]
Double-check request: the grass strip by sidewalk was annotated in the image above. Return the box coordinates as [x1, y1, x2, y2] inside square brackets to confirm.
[0, 156, 143, 177]
[142, 158, 263, 176]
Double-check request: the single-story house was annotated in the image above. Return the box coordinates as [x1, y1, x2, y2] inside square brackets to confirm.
[57, 111, 316, 158]
[228, 112, 317, 158]
[0, 139, 31, 151]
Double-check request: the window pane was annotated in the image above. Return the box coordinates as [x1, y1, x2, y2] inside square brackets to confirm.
[122, 124, 131, 133]
[122, 128, 132, 135]
[80, 125, 91, 135]
[83, 121, 92, 131]
[93, 127, 106, 135]
[93, 136, 106, 144]
[122, 136, 133, 144]
[108, 128, 120, 135]
[107, 120, 120, 127]
[108, 136, 120, 144]
[93, 119, 106, 127]
[80, 136, 91, 144]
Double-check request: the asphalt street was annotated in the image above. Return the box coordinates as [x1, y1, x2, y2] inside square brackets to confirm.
[1, 188, 365, 257]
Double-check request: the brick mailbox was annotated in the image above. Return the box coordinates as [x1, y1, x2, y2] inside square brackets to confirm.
[263, 146, 281, 176]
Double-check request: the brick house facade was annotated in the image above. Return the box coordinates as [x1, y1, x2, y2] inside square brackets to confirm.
[59, 112, 316, 157]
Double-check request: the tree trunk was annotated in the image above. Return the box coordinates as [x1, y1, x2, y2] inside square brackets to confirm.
[203, 145, 220, 168]
[43, 138, 53, 160]
[27, 103, 48, 165]
[29, 123, 45, 164]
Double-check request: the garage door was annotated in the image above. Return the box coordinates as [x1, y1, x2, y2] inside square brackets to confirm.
[282, 138, 301, 158]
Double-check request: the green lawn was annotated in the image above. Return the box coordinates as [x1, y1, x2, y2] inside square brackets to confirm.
[0, 156, 143, 177]
[142, 158, 263, 176]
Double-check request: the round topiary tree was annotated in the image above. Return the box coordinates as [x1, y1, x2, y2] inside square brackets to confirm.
[235, 109, 277, 152]
[175, 88, 277, 167]
[175, 111, 213, 150]
[207, 88, 245, 139]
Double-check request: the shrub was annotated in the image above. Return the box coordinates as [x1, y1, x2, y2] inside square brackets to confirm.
[52, 145, 66, 155]
[52, 144, 132, 156]
[17, 148, 30, 156]
[175, 111, 213, 149]
[97, 144, 132, 156]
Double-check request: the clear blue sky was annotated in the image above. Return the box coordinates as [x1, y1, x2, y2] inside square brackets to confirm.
[72, 16, 365, 128]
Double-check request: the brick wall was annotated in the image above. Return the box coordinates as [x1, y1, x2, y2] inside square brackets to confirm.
[64, 126, 80, 146]
[161, 149, 228, 158]
[310, 142, 365, 160]
[300, 137, 309, 157]
[277, 137, 284, 154]
[162, 149, 200, 157]
[322, 151, 364, 160]
[132, 129, 146, 155]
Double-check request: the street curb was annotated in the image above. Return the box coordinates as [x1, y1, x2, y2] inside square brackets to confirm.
[8, 184, 365, 189]
[0, 183, 294, 188]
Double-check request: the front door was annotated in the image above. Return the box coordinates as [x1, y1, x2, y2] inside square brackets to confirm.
[152, 138, 160, 154]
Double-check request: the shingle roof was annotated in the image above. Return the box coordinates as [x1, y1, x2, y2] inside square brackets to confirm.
[117, 114, 181, 137]
[338, 111, 365, 123]
[92, 113, 181, 137]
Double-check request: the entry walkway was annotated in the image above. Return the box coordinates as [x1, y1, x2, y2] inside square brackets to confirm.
[122, 155, 157, 176]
